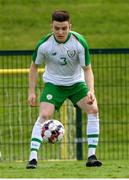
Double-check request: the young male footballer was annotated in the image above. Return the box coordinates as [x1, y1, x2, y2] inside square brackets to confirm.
[26, 10, 102, 169]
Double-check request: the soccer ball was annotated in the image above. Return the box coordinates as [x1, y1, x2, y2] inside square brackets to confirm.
[41, 119, 65, 144]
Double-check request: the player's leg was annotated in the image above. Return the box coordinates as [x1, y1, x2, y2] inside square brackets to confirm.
[69, 82, 102, 167]
[26, 83, 66, 169]
[77, 96, 102, 167]
[26, 102, 55, 169]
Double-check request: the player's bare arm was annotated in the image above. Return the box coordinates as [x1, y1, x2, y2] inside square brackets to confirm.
[83, 65, 95, 104]
[28, 62, 38, 106]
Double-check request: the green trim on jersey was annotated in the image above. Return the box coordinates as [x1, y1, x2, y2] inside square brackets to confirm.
[70, 31, 91, 66]
[32, 33, 53, 62]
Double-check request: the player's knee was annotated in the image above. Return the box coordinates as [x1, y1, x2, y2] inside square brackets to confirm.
[39, 111, 52, 122]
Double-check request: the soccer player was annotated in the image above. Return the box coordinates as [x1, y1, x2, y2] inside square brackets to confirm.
[26, 10, 102, 169]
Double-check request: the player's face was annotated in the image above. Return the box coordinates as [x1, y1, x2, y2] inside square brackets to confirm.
[51, 21, 71, 43]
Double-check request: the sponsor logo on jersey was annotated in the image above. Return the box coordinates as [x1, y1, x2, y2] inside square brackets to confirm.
[67, 50, 76, 58]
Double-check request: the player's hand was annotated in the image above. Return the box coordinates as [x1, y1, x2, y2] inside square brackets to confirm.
[28, 93, 37, 106]
[86, 91, 95, 105]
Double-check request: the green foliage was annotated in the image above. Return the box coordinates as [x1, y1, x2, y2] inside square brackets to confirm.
[0, 0, 129, 49]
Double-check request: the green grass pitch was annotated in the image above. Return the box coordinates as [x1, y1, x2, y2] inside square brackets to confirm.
[0, 160, 129, 178]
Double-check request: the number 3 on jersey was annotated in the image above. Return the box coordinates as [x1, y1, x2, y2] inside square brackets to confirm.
[60, 57, 67, 65]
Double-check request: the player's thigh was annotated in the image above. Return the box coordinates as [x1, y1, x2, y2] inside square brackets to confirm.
[40, 82, 66, 110]
[39, 102, 55, 120]
[69, 82, 89, 105]
[77, 96, 99, 114]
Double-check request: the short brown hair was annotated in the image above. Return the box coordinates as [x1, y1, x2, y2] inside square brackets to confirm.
[52, 10, 70, 22]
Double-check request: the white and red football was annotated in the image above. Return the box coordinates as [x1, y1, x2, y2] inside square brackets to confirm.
[41, 119, 65, 144]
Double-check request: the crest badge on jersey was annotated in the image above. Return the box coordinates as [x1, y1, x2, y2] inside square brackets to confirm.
[67, 50, 76, 58]
[46, 94, 53, 100]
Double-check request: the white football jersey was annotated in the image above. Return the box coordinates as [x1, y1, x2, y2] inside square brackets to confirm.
[32, 31, 91, 86]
